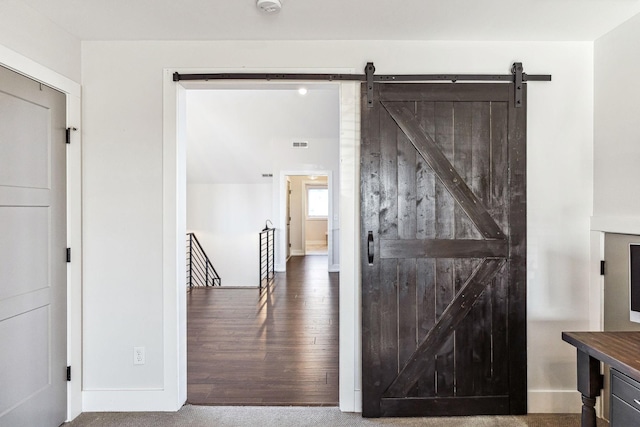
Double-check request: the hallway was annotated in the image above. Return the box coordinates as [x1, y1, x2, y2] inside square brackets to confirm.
[187, 255, 339, 405]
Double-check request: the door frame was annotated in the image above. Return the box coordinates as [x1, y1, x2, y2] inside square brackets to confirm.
[281, 172, 332, 266]
[0, 45, 83, 420]
[163, 69, 362, 411]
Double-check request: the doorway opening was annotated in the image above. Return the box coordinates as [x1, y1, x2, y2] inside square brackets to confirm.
[285, 174, 331, 261]
[184, 83, 340, 405]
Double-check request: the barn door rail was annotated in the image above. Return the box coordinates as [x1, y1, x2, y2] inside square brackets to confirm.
[172, 61, 551, 108]
[186, 232, 221, 288]
[259, 222, 276, 290]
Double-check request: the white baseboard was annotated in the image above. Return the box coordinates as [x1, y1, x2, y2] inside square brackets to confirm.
[291, 249, 305, 256]
[354, 389, 362, 413]
[83, 390, 182, 412]
[527, 390, 583, 413]
[329, 264, 340, 272]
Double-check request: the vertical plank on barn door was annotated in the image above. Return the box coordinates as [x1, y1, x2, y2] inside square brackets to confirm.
[397, 102, 418, 372]
[507, 84, 528, 414]
[415, 101, 436, 397]
[434, 101, 455, 397]
[379, 98, 399, 382]
[453, 101, 477, 397]
[489, 101, 510, 396]
[360, 85, 381, 417]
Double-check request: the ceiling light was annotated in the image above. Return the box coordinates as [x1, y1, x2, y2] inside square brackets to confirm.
[257, 0, 282, 14]
[298, 87, 308, 95]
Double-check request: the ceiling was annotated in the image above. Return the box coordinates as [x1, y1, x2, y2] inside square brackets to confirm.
[18, 0, 640, 42]
[186, 86, 339, 184]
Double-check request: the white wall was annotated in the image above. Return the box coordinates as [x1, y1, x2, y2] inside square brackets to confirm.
[0, 0, 80, 82]
[594, 13, 640, 224]
[187, 183, 272, 287]
[81, 40, 594, 413]
[306, 219, 328, 245]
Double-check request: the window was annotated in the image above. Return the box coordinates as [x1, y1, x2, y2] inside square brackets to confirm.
[307, 186, 328, 218]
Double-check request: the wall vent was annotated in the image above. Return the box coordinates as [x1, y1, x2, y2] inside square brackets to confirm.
[292, 141, 309, 148]
[262, 173, 273, 178]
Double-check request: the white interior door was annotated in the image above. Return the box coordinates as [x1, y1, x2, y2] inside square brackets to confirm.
[0, 65, 67, 426]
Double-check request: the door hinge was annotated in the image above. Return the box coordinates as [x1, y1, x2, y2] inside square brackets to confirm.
[600, 260, 605, 276]
[66, 248, 71, 263]
[67, 366, 71, 381]
[66, 127, 77, 144]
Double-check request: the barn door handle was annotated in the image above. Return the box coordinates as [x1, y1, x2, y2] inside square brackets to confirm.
[367, 231, 374, 264]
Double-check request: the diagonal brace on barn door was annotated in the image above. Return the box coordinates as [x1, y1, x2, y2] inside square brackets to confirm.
[381, 102, 505, 240]
[382, 258, 506, 398]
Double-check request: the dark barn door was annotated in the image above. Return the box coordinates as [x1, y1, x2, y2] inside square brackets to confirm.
[361, 83, 526, 417]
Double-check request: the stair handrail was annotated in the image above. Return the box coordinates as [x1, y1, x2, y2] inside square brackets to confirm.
[186, 232, 221, 288]
[259, 223, 275, 289]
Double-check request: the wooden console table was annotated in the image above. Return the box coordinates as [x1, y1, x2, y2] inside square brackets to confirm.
[562, 331, 640, 427]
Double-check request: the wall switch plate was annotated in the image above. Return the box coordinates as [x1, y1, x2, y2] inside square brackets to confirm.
[133, 346, 145, 365]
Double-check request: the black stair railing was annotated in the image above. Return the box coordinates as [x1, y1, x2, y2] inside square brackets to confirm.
[186, 233, 221, 288]
[259, 223, 275, 289]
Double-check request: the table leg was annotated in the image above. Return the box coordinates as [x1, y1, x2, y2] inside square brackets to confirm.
[576, 349, 603, 427]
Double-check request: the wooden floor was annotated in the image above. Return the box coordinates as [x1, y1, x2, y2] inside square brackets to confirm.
[187, 255, 339, 406]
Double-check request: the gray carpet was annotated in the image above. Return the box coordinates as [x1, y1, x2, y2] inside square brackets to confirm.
[64, 405, 607, 427]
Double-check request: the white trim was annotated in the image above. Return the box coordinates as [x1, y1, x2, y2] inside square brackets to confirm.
[589, 231, 605, 332]
[161, 70, 187, 410]
[0, 43, 83, 421]
[163, 67, 359, 412]
[66, 94, 83, 421]
[83, 390, 178, 412]
[338, 81, 361, 412]
[0, 44, 80, 98]
[591, 215, 640, 235]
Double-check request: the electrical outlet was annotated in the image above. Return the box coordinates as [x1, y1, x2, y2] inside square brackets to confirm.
[133, 347, 145, 365]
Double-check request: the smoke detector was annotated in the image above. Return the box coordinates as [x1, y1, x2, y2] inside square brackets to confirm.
[257, 0, 282, 14]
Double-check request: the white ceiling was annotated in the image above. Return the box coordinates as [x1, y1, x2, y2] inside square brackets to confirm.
[186, 86, 339, 184]
[18, 0, 640, 41]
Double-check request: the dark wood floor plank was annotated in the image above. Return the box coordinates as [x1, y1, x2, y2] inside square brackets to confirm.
[187, 255, 339, 406]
